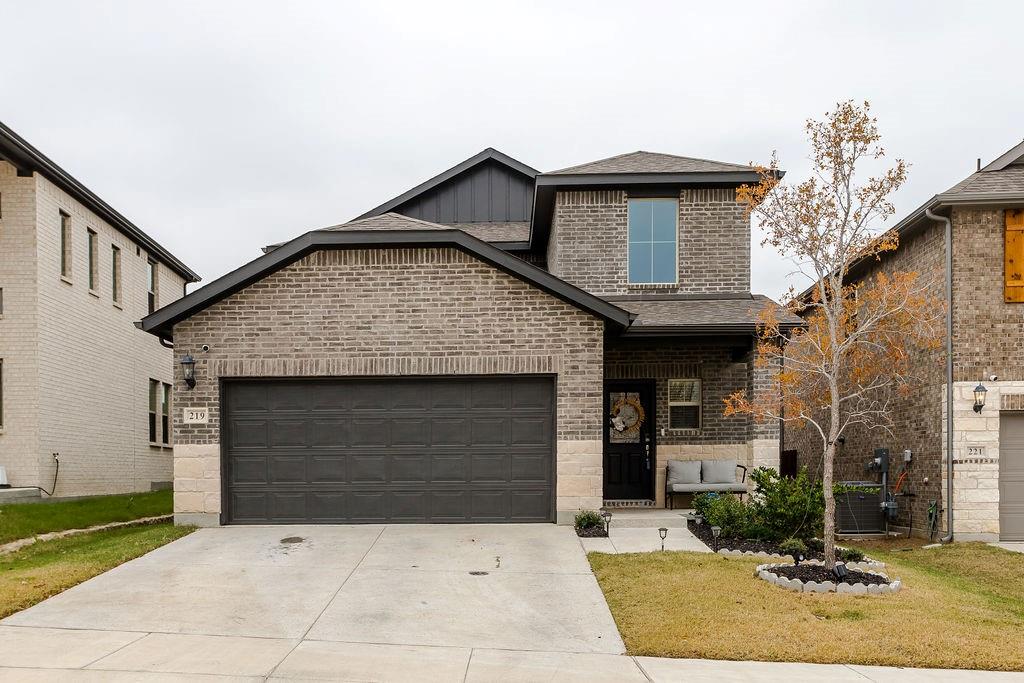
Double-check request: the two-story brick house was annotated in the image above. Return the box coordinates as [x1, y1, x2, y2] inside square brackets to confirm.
[141, 148, 798, 526]
[0, 121, 199, 498]
[784, 140, 1024, 542]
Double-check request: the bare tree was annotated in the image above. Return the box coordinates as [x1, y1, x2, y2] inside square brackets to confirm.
[725, 101, 943, 570]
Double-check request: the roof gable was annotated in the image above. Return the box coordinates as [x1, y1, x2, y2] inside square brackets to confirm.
[354, 148, 538, 224]
[142, 228, 632, 340]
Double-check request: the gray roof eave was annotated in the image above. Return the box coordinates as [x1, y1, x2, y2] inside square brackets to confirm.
[139, 229, 633, 340]
[534, 171, 763, 186]
[0, 120, 200, 283]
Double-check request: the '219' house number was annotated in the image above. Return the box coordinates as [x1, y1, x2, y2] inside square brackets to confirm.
[183, 408, 209, 424]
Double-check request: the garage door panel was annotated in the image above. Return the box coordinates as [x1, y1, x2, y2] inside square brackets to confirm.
[1000, 414, 1024, 541]
[232, 420, 269, 448]
[223, 377, 554, 524]
[471, 418, 508, 446]
[432, 418, 470, 446]
[269, 455, 307, 484]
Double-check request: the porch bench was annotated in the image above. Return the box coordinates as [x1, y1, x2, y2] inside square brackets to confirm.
[665, 459, 748, 510]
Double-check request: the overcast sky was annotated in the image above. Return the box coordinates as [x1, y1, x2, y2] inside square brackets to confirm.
[3, 1, 1021, 298]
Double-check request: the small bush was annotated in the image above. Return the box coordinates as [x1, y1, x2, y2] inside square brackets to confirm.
[703, 494, 753, 538]
[574, 510, 604, 530]
[748, 466, 825, 542]
[806, 537, 824, 552]
[779, 537, 808, 558]
[839, 547, 865, 563]
[693, 492, 719, 519]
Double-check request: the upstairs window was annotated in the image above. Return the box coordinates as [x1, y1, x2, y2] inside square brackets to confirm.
[111, 245, 122, 305]
[668, 378, 701, 429]
[87, 229, 98, 291]
[147, 259, 158, 314]
[628, 198, 678, 284]
[60, 211, 72, 278]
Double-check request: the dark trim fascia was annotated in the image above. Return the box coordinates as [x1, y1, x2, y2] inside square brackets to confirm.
[534, 171, 762, 186]
[140, 229, 633, 340]
[489, 240, 532, 251]
[0, 120, 200, 283]
[602, 292, 752, 302]
[353, 148, 539, 221]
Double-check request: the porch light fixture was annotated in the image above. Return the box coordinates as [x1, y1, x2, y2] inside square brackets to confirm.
[711, 525, 722, 552]
[973, 382, 988, 413]
[659, 527, 668, 551]
[181, 354, 197, 390]
[600, 510, 612, 534]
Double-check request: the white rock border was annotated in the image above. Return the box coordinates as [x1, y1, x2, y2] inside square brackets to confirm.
[754, 560, 901, 595]
[717, 547, 885, 572]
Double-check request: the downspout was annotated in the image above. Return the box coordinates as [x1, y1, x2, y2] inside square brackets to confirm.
[926, 207, 955, 543]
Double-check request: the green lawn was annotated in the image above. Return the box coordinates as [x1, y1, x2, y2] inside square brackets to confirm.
[0, 490, 173, 544]
[0, 522, 193, 619]
[589, 542, 1024, 671]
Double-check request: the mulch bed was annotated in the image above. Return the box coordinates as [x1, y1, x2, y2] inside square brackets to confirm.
[769, 563, 889, 586]
[688, 521, 826, 560]
[575, 526, 608, 538]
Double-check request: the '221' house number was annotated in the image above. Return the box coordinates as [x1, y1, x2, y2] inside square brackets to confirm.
[183, 408, 209, 424]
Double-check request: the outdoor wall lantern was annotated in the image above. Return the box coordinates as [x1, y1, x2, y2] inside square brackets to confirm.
[973, 382, 988, 413]
[600, 510, 612, 534]
[181, 354, 197, 390]
[658, 527, 668, 551]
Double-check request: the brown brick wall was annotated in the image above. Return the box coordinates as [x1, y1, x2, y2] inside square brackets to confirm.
[546, 188, 750, 297]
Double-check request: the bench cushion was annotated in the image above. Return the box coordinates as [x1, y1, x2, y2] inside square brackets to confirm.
[666, 460, 701, 486]
[702, 458, 738, 484]
[668, 482, 747, 493]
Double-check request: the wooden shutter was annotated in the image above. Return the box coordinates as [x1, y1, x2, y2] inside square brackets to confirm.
[1006, 209, 1024, 302]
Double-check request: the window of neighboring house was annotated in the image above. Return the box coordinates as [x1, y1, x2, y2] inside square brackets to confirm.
[0, 287, 4, 316]
[147, 259, 158, 314]
[111, 245, 122, 305]
[149, 379, 159, 443]
[87, 229, 98, 291]
[60, 211, 72, 278]
[0, 359, 4, 429]
[161, 382, 171, 445]
[628, 198, 678, 284]
[668, 378, 701, 429]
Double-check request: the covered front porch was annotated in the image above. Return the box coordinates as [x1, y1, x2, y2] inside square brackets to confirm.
[600, 310, 784, 510]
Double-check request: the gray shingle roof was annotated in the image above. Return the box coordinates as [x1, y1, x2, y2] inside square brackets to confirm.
[263, 213, 529, 252]
[617, 295, 802, 332]
[546, 151, 753, 175]
[943, 165, 1024, 196]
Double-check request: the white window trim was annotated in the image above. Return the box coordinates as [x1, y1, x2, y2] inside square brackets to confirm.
[668, 378, 701, 430]
[627, 197, 679, 286]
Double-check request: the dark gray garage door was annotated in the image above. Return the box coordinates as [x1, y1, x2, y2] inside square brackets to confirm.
[222, 377, 555, 524]
[1000, 413, 1024, 541]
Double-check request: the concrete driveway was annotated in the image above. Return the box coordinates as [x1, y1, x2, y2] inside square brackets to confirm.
[0, 524, 625, 680]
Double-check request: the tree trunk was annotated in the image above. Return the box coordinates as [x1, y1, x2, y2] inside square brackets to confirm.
[822, 440, 837, 570]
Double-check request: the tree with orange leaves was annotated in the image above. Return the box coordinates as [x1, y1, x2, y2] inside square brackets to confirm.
[725, 101, 943, 570]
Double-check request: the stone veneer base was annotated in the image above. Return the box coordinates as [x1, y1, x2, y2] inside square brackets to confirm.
[755, 560, 901, 595]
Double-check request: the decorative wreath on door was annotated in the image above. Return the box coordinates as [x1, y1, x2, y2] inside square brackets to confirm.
[610, 394, 645, 436]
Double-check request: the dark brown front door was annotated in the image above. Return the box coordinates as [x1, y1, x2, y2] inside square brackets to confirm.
[603, 380, 656, 500]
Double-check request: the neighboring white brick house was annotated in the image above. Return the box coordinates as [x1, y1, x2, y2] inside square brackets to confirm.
[0, 122, 198, 497]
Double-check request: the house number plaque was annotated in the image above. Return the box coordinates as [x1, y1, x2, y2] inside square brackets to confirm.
[183, 408, 209, 424]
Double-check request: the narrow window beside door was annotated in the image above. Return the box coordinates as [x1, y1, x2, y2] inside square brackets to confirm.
[668, 378, 701, 429]
[161, 382, 171, 445]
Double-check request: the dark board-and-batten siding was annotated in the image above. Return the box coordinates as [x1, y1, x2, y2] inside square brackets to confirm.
[395, 159, 534, 224]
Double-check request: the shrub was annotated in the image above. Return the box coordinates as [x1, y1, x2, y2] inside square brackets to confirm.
[693, 492, 719, 519]
[839, 547, 865, 563]
[778, 537, 808, 558]
[702, 494, 753, 538]
[574, 510, 604, 531]
[806, 537, 824, 552]
[748, 466, 825, 542]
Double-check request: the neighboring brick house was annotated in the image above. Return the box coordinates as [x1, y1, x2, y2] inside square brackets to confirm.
[0, 121, 199, 498]
[784, 140, 1024, 542]
[142, 148, 799, 526]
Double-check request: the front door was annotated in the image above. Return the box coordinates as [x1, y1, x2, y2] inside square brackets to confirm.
[603, 381, 656, 500]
